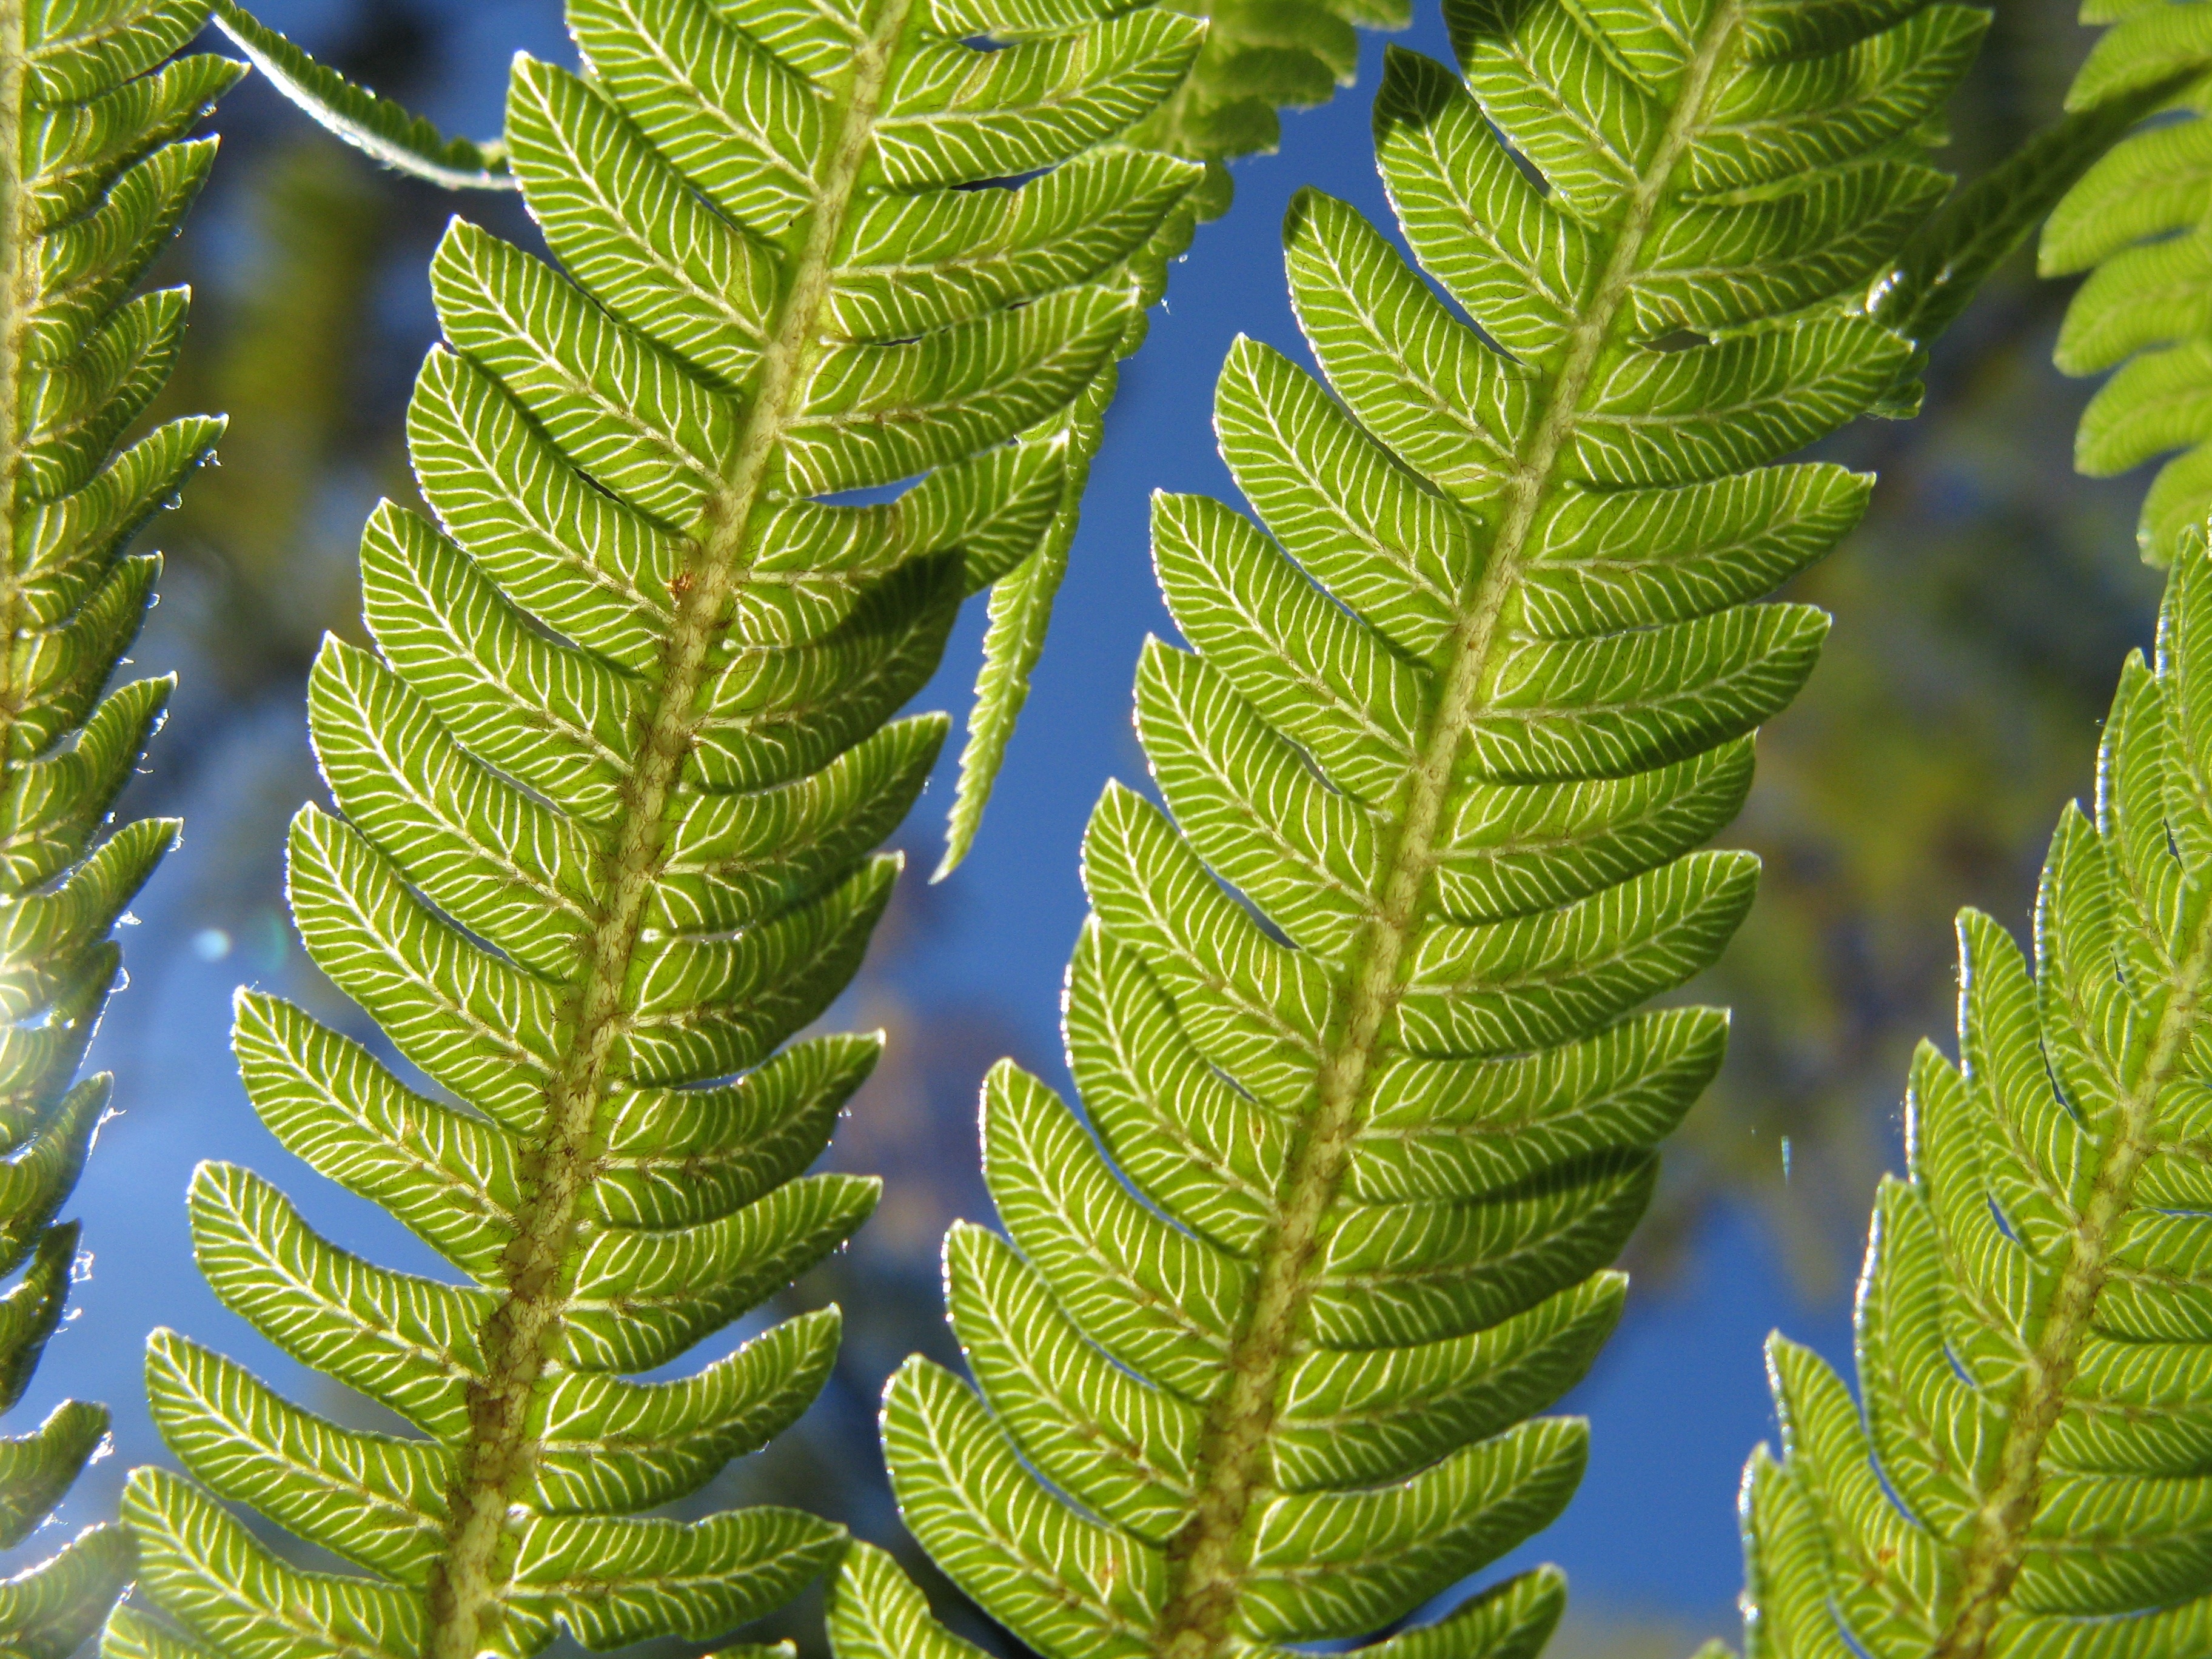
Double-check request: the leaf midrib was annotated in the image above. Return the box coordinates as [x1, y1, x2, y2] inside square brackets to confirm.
[1145, 13, 1744, 1659]
[0, 0, 30, 797]
[418, 6, 915, 1653]
[1929, 896, 2212, 1659]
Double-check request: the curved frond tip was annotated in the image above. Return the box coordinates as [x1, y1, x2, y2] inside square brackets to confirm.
[832, 0, 1991, 1656]
[110, 1, 1209, 1655]
[1734, 540, 2212, 1658]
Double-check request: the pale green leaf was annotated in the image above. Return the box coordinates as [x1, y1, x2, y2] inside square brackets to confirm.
[0, 2, 238, 1624]
[208, 0, 513, 190]
[854, 8, 1982, 1659]
[129, 2, 1210, 1654]
[1728, 543, 2212, 1657]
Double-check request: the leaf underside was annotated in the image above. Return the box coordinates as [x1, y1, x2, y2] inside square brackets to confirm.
[207, 0, 1418, 877]
[110, 1, 1208, 1656]
[1735, 545, 2212, 1658]
[0, 2, 240, 1652]
[937, 0, 1438, 876]
[828, 1, 1986, 1657]
[933, 0, 1431, 879]
[206, 0, 514, 191]
[2042, 0, 2212, 565]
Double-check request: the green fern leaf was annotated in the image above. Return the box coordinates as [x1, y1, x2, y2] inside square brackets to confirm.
[0, 2, 240, 1648]
[825, 1, 1989, 1655]
[106, 3, 1208, 1657]
[231, 0, 1216, 880]
[1859, 81, 2171, 418]
[205, 1, 513, 190]
[216, 0, 1425, 874]
[1730, 538, 2212, 1659]
[2042, 0, 2212, 565]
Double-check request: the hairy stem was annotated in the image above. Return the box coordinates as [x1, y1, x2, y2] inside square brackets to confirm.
[420, 7, 913, 1652]
[1147, 12, 1743, 1659]
[1929, 936, 2212, 1659]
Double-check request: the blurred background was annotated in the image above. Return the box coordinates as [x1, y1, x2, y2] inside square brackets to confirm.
[0, 1, 2164, 1655]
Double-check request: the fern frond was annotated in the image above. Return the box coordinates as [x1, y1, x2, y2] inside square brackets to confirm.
[1731, 538, 2212, 1659]
[1874, 97, 2146, 349]
[0, 2, 238, 1647]
[218, 0, 1421, 874]
[206, 1, 512, 191]
[222, 0, 1214, 877]
[107, 3, 1206, 1657]
[1125, 0, 1410, 216]
[1857, 83, 2166, 419]
[2041, 0, 2212, 565]
[933, 0, 1443, 869]
[825, 1, 1989, 1656]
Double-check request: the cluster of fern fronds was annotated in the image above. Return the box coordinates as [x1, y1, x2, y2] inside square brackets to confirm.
[25, 0, 2212, 1657]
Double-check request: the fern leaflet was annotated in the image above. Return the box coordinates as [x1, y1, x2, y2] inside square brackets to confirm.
[0, 3, 237, 1651]
[1731, 541, 2212, 1659]
[931, 0, 1424, 878]
[2042, 0, 2212, 565]
[1851, 79, 2167, 420]
[204, 2, 514, 192]
[929, 0, 1415, 875]
[820, 1, 1994, 1657]
[1126, 0, 1410, 219]
[102, 2, 1207, 1657]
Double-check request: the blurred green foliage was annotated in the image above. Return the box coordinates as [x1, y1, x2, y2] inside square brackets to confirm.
[1660, 0, 2164, 1299]
[155, 143, 388, 689]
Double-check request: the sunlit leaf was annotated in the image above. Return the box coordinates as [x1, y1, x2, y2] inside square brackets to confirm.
[2043, 0, 2212, 563]
[119, 2, 1207, 1655]
[828, 2, 1985, 1656]
[1731, 543, 2212, 1659]
[0, 2, 241, 1644]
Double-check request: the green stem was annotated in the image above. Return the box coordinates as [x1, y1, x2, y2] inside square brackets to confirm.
[1146, 13, 1744, 1659]
[1928, 932, 2212, 1659]
[0, 0, 28, 788]
[418, 6, 913, 1652]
